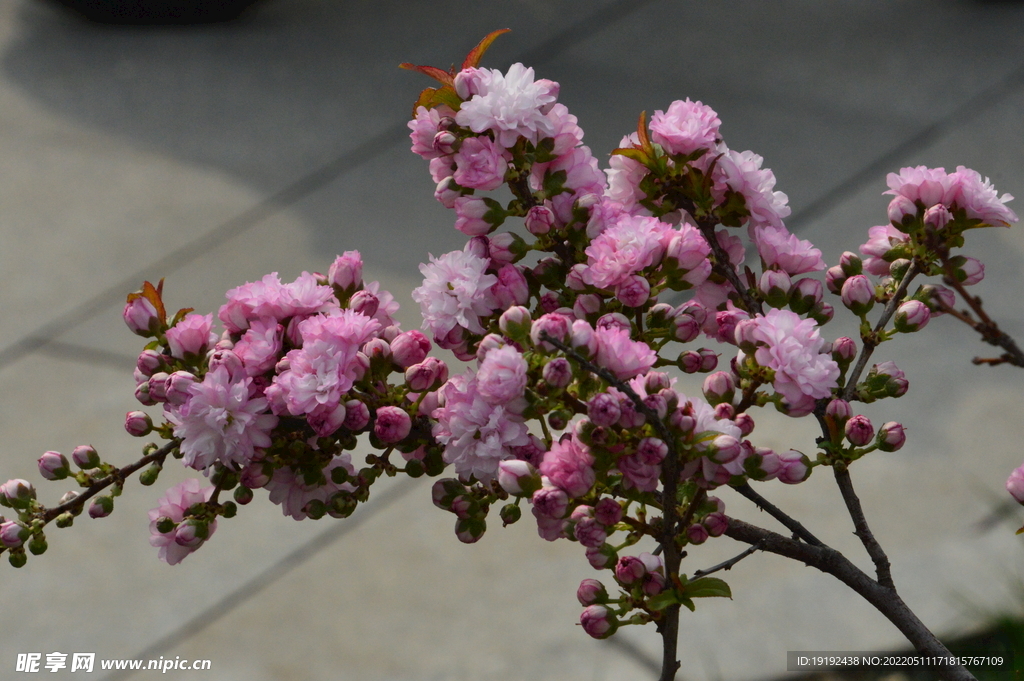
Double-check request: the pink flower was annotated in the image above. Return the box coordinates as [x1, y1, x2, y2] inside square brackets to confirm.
[476, 345, 528, 405]
[328, 251, 363, 294]
[605, 133, 649, 211]
[1007, 465, 1024, 505]
[413, 248, 499, 339]
[539, 435, 596, 498]
[545, 103, 584, 156]
[167, 365, 278, 471]
[714, 148, 791, 231]
[453, 135, 509, 190]
[951, 166, 1018, 226]
[219, 272, 335, 334]
[649, 99, 721, 156]
[124, 296, 161, 337]
[751, 309, 839, 406]
[583, 214, 673, 289]
[408, 105, 455, 160]
[232, 318, 284, 376]
[165, 313, 214, 361]
[885, 166, 958, 208]
[859, 224, 909, 276]
[265, 455, 356, 520]
[432, 374, 530, 483]
[455, 63, 558, 148]
[594, 325, 656, 380]
[753, 225, 825, 275]
[148, 480, 216, 565]
[374, 406, 412, 443]
[389, 330, 431, 368]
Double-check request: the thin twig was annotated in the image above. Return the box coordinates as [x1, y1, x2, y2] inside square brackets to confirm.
[691, 540, 763, 579]
[732, 482, 824, 546]
[841, 261, 920, 401]
[833, 466, 894, 589]
[940, 275, 1024, 368]
[41, 440, 178, 522]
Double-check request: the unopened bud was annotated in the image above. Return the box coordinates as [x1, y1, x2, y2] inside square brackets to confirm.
[758, 269, 791, 308]
[702, 371, 735, 406]
[497, 460, 541, 496]
[841, 275, 875, 315]
[876, 422, 906, 452]
[124, 411, 153, 437]
[89, 495, 114, 519]
[894, 299, 931, 333]
[577, 578, 608, 606]
[845, 415, 874, 447]
[38, 451, 70, 481]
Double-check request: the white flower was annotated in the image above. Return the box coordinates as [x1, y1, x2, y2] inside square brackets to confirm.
[413, 248, 499, 339]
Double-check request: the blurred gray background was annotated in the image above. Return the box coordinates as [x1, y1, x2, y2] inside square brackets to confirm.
[2, 1, 1024, 679]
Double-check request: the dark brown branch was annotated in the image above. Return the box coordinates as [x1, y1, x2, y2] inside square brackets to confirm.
[940, 275, 1024, 368]
[41, 440, 178, 522]
[724, 517, 976, 681]
[732, 482, 824, 546]
[538, 331, 682, 681]
[833, 466, 894, 589]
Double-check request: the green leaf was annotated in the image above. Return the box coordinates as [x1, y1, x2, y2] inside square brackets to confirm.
[682, 577, 732, 599]
[679, 596, 696, 612]
[646, 591, 680, 611]
[611, 147, 649, 165]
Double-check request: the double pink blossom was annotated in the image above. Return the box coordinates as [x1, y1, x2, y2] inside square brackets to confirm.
[413, 247, 499, 340]
[750, 309, 839, 409]
[148, 480, 216, 565]
[455, 63, 558, 148]
[539, 435, 596, 498]
[649, 99, 721, 156]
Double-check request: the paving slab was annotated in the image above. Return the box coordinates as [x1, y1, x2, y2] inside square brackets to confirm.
[2, 1, 1024, 680]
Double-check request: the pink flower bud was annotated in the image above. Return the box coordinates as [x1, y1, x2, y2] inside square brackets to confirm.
[831, 337, 857, 365]
[1007, 465, 1024, 505]
[174, 520, 205, 549]
[704, 512, 728, 537]
[147, 372, 169, 402]
[615, 274, 651, 308]
[1, 479, 35, 509]
[686, 523, 709, 545]
[825, 398, 852, 428]
[710, 434, 742, 464]
[841, 275, 875, 315]
[596, 312, 631, 333]
[432, 129, 457, 155]
[570, 320, 599, 359]
[735, 412, 755, 436]
[679, 350, 702, 373]
[587, 393, 621, 428]
[673, 313, 701, 343]
[532, 486, 569, 519]
[136, 349, 164, 377]
[923, 204, 952, 230]
[497, 460, 541, 496]
[0, 520, 27, 548]
[530, 313, 571, 352]
[789, 277, 823, 315]
[454, 517, 486, 544]
[956, 256, 985, 286]
[636, 438, 668, 466]
[389, 330, 430, 369]
[89, 496, 113, 519]
[845, 415, 874, 446]
[888, 194, 917, 227]
[405, 357, 445, 392]
[759, 269, 792, 308]
[492, 264, 530, 307]
[698, 348, 719, 372]
[825, 265, 847, 294]
[497, 306, 532, 341]
[123, 296, 160, 337]
[453, 196, 494, 236]
[124, 411, 153, 437]
[209, 348, 244, 380]
[580, 605, 618, 639]
[577, 578, 608, 606]
[614, 555, 647, 585]
[585, 543, 618, 569]
[839, 251, 863, 277]
[777, 449, 811, 484]
[37, 451, 70, 481]
[349, 290, 379, 318]
[525, 205, 555, 235]
[434, 176, 461, 208]
[702, 371, 735, 406]
[374, 406, 412, 443]
[542, 358, 573, 388]
[490, 233, 528, 267]
[164, 371, 197, 406]
[72, 445, 100, 469]
[894, 299, 931, 333]
[877, 421, 906, 452]
[328, 251, 363, 295]
[594, 498, 622, 526]
[573, 293, 602, 319]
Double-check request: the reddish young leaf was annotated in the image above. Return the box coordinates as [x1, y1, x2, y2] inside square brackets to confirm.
[635, 111, 654, 157]
[398, 63, 454, 87]
[462, 28, 511, 70]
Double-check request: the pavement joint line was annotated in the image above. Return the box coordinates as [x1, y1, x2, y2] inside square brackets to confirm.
[35, 339, 137, 371]
[787, 57, 1024, 232]
[0, 0, 657, 379]
[101, 475, 427, 681]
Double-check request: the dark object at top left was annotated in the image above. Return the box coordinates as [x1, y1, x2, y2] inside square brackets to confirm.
[47, 0, 263, 25]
